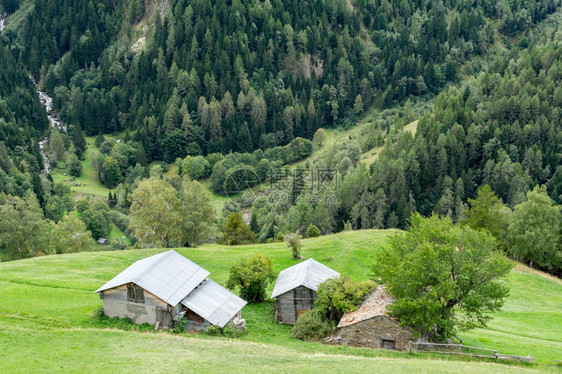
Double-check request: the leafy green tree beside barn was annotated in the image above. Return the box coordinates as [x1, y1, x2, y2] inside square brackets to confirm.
[373, 214, 513, 341]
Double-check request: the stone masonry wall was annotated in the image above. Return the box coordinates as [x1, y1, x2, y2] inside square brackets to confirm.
[100, 284, 173, 328]
[338, 316, 413, 350]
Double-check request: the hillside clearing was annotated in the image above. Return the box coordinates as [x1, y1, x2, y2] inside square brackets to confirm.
[514, 263, 562, 286]
[51, 137, 111, 197]
[403, 119, 419, 136]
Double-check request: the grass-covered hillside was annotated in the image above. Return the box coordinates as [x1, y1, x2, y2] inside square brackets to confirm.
[51, 137, 111, 197]
[0, 230, 560, 373]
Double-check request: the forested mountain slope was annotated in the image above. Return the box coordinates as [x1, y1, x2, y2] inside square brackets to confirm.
[294, 32, 562, 212]
[0, 0, 561, 270]
[371, 31, 562, 216]
[0, 39, 47, 200]
[244, 18, 562, 277]
[3, 0, 559, 162]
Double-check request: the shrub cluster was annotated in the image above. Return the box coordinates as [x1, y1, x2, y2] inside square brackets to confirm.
[290, 310, 335, 342]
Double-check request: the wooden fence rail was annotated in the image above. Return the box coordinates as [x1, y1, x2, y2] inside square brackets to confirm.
[408, 341, 535, 362]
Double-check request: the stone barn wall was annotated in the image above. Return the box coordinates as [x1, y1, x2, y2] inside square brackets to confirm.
[338, 315, 412, 350]
[100, 284, 173, 328]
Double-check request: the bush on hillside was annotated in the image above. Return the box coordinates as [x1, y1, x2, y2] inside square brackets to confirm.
[306, 224, 321, 238]
[226, 254, 275, 303]
[284, 233, 302, 259]
[291, 310, 335, 342]
[205, 325, 247, 338]
[315, 277, 376, 322]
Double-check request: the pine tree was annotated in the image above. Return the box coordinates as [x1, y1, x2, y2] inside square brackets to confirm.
[238, 123, 253, 153]
[435, 176, 454, 219]
[73, 127, 87, 160]
[250, 212, 260, 234]
[353, 94, 364, 115]
[135, 142, 148, 166]
[453, 178, 466, 223]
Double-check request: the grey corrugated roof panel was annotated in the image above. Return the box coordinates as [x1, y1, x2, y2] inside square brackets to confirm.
[95, 251, 169, 292]
[181, 279, 247, 328]
[271, 258, 340, 298]
[96, 250, 210, 306]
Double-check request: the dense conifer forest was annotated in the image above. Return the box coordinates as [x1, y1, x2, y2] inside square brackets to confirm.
[3, 0, 559, 159]
[0, 39, 47, 200]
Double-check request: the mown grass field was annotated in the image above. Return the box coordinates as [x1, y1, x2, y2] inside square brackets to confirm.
[0, 230, 560, 373]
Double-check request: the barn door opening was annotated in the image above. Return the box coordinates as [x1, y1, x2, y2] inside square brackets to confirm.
[294, 287, 314, 321]
[381, 338, 396, 350]
[156, 307, 172, 329]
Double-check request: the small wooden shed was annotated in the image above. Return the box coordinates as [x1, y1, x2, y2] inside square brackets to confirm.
[96, 250, 246, 330]
[271, 259, 339, 325]
[97, 238, 109, 246]
[336, 286, 413, 350]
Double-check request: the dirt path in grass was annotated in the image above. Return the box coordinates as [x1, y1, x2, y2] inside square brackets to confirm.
[514, 263, 562, 285]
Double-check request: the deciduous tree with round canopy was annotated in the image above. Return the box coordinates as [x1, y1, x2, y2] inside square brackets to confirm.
[373, 214, 513, 341]
[179, 179, 216, 247]
[129, 177, 183, 248]
[226, 254, 275, 303]
[51, 215, 93, 254]
[313, 128, 327, 147]
[505, 185, 561, 273]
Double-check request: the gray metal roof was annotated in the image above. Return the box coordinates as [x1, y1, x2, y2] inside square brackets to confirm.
[96, 250, 210, 307]
[271, 258, 340, 298]
[181, 279, 247, 328]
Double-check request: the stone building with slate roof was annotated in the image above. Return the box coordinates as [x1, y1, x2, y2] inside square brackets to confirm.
[335, 285, 413, 350]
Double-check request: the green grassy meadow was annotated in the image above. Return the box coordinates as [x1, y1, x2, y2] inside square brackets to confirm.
[51, 137, 112, 197]
[0, 230, 560, 372]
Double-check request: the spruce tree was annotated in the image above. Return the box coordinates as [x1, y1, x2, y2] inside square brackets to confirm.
[249, 212, 260, 234]
[238, 123, 253, 153]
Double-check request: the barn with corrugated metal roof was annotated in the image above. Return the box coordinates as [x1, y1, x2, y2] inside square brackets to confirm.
[96, 250, 247, 331]
[271, 259, 339, 325]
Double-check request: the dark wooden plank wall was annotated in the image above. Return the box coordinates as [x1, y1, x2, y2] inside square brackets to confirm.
[275, 286, 317, 325]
